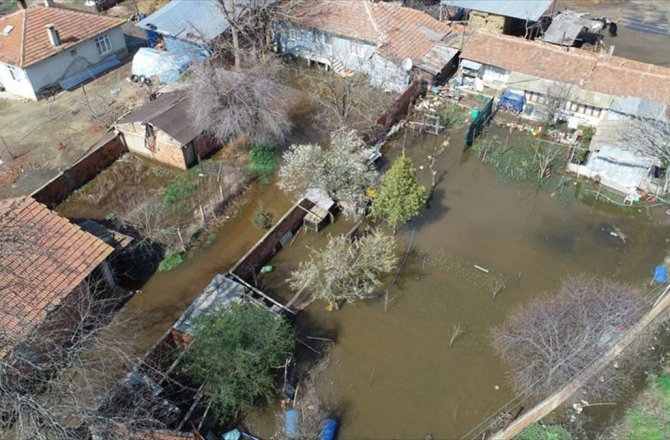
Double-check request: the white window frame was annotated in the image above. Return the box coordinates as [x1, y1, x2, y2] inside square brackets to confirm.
[95, 34, 113, 56]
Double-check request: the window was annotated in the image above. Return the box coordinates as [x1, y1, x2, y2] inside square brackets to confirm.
[6, 65, 18, 81]
[95, 34, 112, 56]
[323, 32, 332, 45]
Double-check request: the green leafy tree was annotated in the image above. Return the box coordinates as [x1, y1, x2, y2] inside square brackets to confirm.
[370, 156, 428, 233]
[288, 229, 397, 309]
[180, 303, 295, 422]
[247, 143, 279, 184]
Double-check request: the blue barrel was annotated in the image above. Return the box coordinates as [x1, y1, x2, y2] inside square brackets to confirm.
[285, 409, 300, 439]
[319, 418, 338, 440]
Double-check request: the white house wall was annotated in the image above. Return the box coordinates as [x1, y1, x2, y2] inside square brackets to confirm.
[0, 63, 37, 100]
[275, 23, 408, 92]
[24, 26, 127, 99]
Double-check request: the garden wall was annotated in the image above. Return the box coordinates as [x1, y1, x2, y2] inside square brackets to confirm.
[32, 134, 127, 207]
[364, 80, 423, 146]
[230, 198, 314, 283]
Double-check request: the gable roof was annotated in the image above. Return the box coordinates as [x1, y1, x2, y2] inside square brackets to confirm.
[441, 0, 552, 21]
[461, 30, 670, 108]
[137, 0, 277, 44]
[288, 0, 462, 65]
[117, 91, 201, 145]
[0, 4, 124, 68]
[0, 196, 113, 355]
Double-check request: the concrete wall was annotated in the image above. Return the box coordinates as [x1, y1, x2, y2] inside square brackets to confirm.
[32, 133, 127, 207]
[0, 62, 37, 100]
[275, 23, 409, 92]
[23, 26, 128, 99]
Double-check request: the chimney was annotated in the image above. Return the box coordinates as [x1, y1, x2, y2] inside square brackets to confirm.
[18, 0, 27, 9]
[44, 0, 55, 7]
[45, 24, 61, 47]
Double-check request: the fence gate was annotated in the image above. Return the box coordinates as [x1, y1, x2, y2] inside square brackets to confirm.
[464, 97, 494, 149]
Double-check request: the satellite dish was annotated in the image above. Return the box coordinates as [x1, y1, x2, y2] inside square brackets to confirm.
[402, 57, 413, 71]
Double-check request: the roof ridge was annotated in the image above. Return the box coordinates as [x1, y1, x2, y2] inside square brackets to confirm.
[19, 8, 27, 68]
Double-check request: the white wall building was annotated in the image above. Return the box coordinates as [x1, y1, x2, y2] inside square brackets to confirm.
[0, 3, 127, 100]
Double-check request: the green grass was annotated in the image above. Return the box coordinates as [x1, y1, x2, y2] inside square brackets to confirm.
[205, 233, 217, 247]
[159, 252, 184, 272]
[517, 423, 571, 440]
[618, 374, 670, 440]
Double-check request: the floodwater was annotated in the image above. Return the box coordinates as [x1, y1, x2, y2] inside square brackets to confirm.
[98, 123, 670, 439]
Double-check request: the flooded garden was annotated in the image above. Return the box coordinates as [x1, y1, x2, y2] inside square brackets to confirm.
[50, 60, 670, 438]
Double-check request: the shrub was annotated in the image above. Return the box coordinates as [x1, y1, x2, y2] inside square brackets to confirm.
[180, 303, 295, 422]
[158, 252, 183, 272]
[252, 207, 274, 230]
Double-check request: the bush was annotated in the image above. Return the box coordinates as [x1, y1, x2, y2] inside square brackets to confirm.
[180, 303, 295, 422]
[158, 252, 183, 272]
[252, 207, 274, 230]
[247, 143, 279, 184]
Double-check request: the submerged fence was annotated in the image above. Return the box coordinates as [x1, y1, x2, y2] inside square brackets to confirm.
[464, 97, 494, 149]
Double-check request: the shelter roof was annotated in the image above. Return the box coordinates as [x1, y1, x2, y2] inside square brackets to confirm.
[137, 0, 276, 44]
[117, 91, 201, 145]
[542, 10, 604, 45]
[461, 30, 670, 108]
[441, 0, 552, 21]
[287, 0, 462, 65]
[0, 5, 124, 68]
[0, 196, 113, 355]
[172, 274, 246, 336]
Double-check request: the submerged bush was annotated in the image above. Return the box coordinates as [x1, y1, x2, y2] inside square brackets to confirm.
[158, 252, 183, 272]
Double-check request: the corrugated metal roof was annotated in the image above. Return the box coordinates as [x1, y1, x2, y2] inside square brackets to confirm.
[117, 91, 201, 145]
[609, 96, 668, 120]
[543, 11, 605, 45]
[442, 0, 552, 21]
[172, 274, 246, 336]
[418, 43, 459, 75]
[137, 0, 276, 44]
[507, 72, 613, 108]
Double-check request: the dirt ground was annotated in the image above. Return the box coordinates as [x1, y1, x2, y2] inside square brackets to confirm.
[0, 34, 150, 198]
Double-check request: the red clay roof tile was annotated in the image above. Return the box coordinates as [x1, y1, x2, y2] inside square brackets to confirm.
[0, 4, 124, 68]
[0, 196, 113, 354]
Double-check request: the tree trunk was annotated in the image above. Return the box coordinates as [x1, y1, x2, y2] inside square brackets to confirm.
[232, 26, 241, 70]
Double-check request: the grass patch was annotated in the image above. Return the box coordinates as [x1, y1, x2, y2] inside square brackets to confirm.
[616, 373, 670, 440]
[159, 252, 184, 272]
[517, 422, 571, 440]
[247, 143, 278, 184]
[473, 135, 562, 185]
[164, 170, 198, 207]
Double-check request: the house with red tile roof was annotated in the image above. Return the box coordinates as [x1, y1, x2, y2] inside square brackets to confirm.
[274, 0, 465, 92]
[459, 30, 670, 125]
[0, 1, 127, 100]
[0, 196, 115, 356]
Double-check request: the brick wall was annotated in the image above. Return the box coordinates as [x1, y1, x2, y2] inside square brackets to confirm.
[364, 80, 423, 146]
[231, 199, 314, 283]
[31, 134, 127, 207]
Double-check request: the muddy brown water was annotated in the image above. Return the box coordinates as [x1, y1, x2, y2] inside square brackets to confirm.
[96, 123, 670, 439]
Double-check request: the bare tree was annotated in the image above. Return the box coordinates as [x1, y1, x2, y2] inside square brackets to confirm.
[625, 118, 670, 165]
[288, 228, 397, 310]
[288, 65, 395, 131]
[543, 81, 576, 125]
[278, 129, 379, 217]
[188, 59, 292, 146]
[492, 274, 650, 403]
[0, 280, 152, 440]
